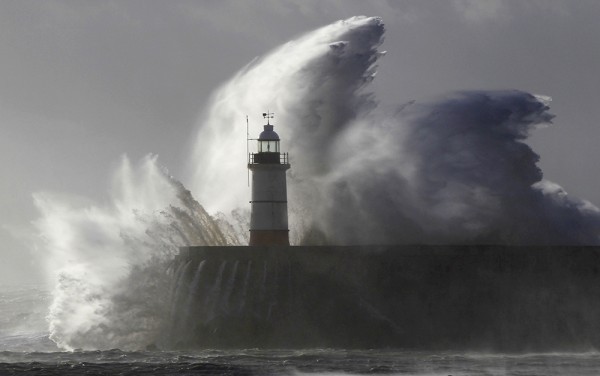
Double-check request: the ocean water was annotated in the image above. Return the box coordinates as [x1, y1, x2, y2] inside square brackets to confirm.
[3, 348, 600, 375]
[2, 285, 600, 375]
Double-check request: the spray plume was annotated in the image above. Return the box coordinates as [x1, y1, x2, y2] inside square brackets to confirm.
[188, 16, 385, 223]
[317, 90, 600, 245]
[188, 16, 600, 245]
[34, 155, 229, 350]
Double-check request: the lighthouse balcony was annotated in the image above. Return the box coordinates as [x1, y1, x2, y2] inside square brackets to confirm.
[249, 152, 289, 165]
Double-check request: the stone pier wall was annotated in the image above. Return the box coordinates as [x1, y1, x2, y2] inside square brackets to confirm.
[169, 245, 600, 351]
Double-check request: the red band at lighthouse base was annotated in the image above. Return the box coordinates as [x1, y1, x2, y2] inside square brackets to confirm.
[249, 230, 290, 246]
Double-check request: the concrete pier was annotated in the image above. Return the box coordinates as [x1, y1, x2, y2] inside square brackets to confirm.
[170, 245, 600, 351]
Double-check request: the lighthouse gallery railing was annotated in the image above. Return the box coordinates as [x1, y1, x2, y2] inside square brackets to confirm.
[248, 152, 289, 165]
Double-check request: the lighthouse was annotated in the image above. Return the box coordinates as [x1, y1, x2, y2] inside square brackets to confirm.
[248, 113, 291, 246]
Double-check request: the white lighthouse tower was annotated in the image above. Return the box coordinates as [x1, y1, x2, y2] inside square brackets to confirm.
[248, 113, 291, 246]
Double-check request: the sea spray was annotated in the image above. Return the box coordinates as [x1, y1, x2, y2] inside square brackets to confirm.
[188, 15, 600, 245]
[34, 155, 229, 350]
[188, 16, 386, 238]
[314, 90, 600, 245]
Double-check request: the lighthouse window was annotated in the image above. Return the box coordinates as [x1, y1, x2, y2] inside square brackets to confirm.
[258, 140, 280, 153]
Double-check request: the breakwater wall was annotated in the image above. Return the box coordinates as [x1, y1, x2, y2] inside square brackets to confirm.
[169, 245, 600, 351]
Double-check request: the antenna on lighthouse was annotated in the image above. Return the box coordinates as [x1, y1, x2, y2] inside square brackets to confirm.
[246, 115, 250, 187]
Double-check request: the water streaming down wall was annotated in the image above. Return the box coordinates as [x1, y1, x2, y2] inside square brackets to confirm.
[170, 245, 600, 351]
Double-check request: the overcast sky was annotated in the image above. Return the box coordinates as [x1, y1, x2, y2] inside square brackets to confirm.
[1, 0, 599, 283]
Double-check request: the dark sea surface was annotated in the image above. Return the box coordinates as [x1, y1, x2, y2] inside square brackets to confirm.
[3, 286, 600, 375]
[2, 348, 600, 375]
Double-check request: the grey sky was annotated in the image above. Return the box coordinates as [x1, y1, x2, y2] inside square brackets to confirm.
[1, 0, 599, 283]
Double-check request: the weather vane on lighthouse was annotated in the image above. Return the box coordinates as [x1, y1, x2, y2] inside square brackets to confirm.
[263, 111, 274, 124]
[247, 112, 291, 246]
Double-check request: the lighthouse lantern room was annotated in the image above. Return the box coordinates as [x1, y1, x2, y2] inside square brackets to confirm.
[248, 113, 291, 246]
